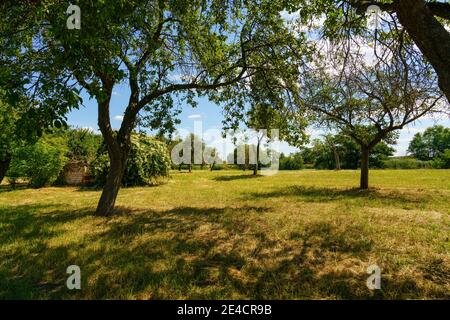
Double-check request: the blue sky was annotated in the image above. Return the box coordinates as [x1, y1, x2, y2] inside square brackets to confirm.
[67, 9, 449, 158]
[67, 88, 449, 157]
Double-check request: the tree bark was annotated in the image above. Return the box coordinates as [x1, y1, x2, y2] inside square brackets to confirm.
[94, 79, 135, 217]
[394, 0, 450, 102]
[95, 150, 127, 216]
[360, 146, 370, 189]
[0, 154, 11, 184]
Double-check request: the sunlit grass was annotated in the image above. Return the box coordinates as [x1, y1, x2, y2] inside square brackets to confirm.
[0, 169, 449, 299]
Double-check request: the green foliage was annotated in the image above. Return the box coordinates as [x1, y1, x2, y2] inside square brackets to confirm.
[279, 153, 304, 170]
[64, 128, 103, 162]
[432, 149, 450, 169]
[407, 125, 450, 161]
[91, 134, 170, 186]
[0, 98, 18, 162]
[306, 134, 395, 169]
[7, 135, 68, 187]
[382, 158, 433, 170]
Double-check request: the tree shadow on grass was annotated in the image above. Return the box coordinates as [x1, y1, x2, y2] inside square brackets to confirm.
[0, 203, 447, 299]
[213, 174, 264, 182]
[245, 185, 434, 208]
[0, 184, 31, 194]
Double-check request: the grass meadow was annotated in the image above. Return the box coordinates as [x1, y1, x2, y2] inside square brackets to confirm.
[0, 169, 449, 299]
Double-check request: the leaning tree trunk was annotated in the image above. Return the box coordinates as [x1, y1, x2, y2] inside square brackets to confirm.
[95, 147, 129, 216]
[0, 154, 11, 184]
[95, 86, 134, 217]
[360, 146, 370, 190]
[395, 0, 450, 103]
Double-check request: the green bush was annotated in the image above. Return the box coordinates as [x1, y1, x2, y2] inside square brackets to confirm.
[382, 157, 433, 169]
[65, 128, 102, 162]
[432, 149, 450, 169]
[7, 136, 68, 187]
[91, 134, 171, 186]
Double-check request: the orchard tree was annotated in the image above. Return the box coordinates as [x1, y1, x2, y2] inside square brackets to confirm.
[1, 0, 303, 215]
[296, 42, 447, 189]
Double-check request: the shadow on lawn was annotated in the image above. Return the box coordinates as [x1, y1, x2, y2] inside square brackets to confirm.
[246, 185, 433, 208]
[213, 174, 264, 182]
[0, 203, 447, 299]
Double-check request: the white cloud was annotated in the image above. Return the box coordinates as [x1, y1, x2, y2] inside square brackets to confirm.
[82, 126, 100, 134]
[187, 114, 202, 119]
[114, 115, 124, 121]
[112, 91, 120, 96]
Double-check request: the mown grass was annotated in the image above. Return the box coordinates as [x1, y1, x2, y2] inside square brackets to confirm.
[0, 169, 449, 299]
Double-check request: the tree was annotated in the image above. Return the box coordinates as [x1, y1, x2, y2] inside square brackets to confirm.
[246, 104, 283, 175]
[279, 152, 304, 170]
[408, 125, 450, 160]
[173, 133, 205, 172]
[295, 38, 446, 189]
[323, 134, 341, 170]
[308, 134, 394, 170]
[2, 0, 299, 215]
[292, 0, 450, 102]
[349, 0, 450, 102]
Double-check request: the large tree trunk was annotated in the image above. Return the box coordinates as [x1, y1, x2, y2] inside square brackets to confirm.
[0, 154, 11, 184]
[94, 80, 135, 217]
[360, 146, 370, 189]
[95, 150, 127, 216]
[395, 0, 450, 102]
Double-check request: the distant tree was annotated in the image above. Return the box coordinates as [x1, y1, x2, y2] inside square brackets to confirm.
[309, 134, 395, 170]
[408, 125, 450, 161]
[172, 134, 206, 172]
[246, 104, 284, 175]
[279, 152, 304, 170]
